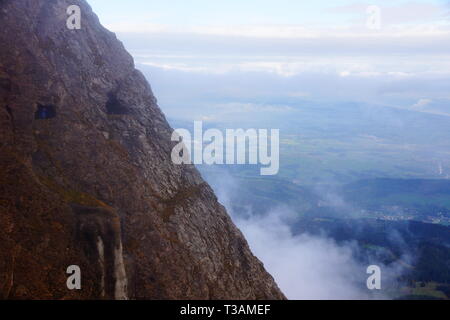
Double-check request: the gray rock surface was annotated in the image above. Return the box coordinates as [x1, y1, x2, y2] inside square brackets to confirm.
[0, 0, 285, 299]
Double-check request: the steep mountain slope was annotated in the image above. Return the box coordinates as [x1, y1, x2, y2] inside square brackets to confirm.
[0, 0, 285, 299]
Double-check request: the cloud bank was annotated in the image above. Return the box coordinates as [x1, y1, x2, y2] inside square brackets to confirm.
[209, 172, 408, 300]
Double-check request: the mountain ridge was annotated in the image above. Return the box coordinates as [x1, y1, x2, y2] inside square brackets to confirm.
[0, 0, 285, 300]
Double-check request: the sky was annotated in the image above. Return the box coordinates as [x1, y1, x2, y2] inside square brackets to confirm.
[87, 0, 450, 120]
[89, 0, 449, 28]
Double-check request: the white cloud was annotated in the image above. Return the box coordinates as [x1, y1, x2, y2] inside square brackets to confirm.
[215, 102, 294, 113]
[237, 209, 369, 299]
[107, 21, 450, 39]
[411, 98, 432, 110]
[139, 55, 450, 78]
[206, 172, 407, 300]
[137, 61, 450, 122]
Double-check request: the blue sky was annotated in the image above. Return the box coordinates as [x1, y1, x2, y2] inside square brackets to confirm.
[90, 0, 449, 27]
[87, 0, 450, 121]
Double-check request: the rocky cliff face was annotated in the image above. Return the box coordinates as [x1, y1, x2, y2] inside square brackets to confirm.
[0, 0, 285, 299]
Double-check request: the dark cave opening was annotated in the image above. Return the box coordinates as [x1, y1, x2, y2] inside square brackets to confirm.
[105, 92, 130, 115]
[34, 103, 56, 119]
